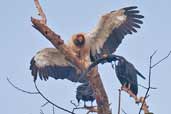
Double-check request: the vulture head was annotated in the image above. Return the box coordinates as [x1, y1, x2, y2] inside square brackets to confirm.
[72, 33, 86, 48]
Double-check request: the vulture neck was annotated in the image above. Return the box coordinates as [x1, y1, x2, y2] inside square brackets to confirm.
[68, 41, 90, 68]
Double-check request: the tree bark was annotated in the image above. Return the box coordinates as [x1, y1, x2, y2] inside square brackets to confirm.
[31, 17, 111, 114]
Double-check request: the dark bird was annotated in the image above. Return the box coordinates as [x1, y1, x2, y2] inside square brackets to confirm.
[30, 6, 144, 83]
[76, 83, 95, 106]
[115, 57, 146, 95]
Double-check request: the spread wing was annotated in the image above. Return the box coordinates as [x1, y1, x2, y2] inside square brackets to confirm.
[86, 6, 144, 61]
[30, 48, 87, 83]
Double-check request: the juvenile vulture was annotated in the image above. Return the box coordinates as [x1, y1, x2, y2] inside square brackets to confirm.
[76, 83, 95, 106]
[30, 6, 144, 82]
[115, 57, 146, 95]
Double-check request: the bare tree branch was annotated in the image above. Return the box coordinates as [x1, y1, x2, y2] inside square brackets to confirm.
[139, 51, 171, 114]
[7, 77, 38, 94]
[40, 109, 45, 114]
[70, 100, 79, 109]
[121, 108, 127, 114]
[34, 0, 46, 24]
[7, 77, 74, 114]
[138, 84, 157, 90]
[151, 51, 171, 68]
[41, 101, 49, 107]
[139, 56, 151, 114]
[34, 82, 75, 114]
[53, 105, 55, 114]
[151, 50, 158, 58]
[118, 89, 121, 114]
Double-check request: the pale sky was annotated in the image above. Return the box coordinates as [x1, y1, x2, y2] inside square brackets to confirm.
[0, 0, 171, 114]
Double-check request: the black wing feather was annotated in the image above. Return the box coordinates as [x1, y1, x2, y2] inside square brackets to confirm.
[30, 57, 87, 83]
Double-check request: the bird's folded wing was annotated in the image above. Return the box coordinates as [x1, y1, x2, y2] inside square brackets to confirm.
[30, 48, 87, 83]
[86, 6, 144, 61]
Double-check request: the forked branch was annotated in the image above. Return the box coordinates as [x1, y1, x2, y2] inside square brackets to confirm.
[7, 77, 75, 114]
[34, 82, 75, 114]
[34, 0, 46, 24]
[139, 50, 171, 114]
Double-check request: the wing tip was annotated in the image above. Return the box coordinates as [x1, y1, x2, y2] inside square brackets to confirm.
[123, 6, 144, 19]
[124, 6, 138, 11]
[30, 57, 39, 81]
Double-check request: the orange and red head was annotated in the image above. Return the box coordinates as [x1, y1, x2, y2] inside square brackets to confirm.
[72, 33, 85, 47]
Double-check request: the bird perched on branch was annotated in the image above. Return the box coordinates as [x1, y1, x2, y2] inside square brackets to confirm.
[30, 6, 144, 83]
[76, 83, 95, 106]
[115, 57, 146, 95]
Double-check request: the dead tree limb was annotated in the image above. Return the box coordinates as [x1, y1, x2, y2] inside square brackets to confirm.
[139, 50, 171, 114]
[7, 77, 74, 114]
[31, 1, 111, 114]
[7, 77, 38, 94]
[34, 0, 46, 24]
[34, 82, 75, 114]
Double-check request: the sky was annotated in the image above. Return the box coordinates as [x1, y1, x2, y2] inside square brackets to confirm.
[0, 0, 171, 114]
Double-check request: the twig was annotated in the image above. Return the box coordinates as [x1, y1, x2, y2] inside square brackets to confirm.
[34, 0, 46, 24]
[70, 100, 82, 113]
[34, 82, 75, 114]
[138, 84, 157, 90]
[7, 77, 73, 114]
[40, 109, 45, 114]
[118, 89, 121, 114]
[7, 77, 38, 94]
[72, 106, 85, 113]
[70, 100, 79, 108]
[151, 51, 171, 68]
[121, 108, 127, 114]
[138, 51, 152, 114]
[41, 101, 49, 107]
[53, 105, 55, 114]
[151, 50, 158, 58]
[139, 50, 171, 114]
